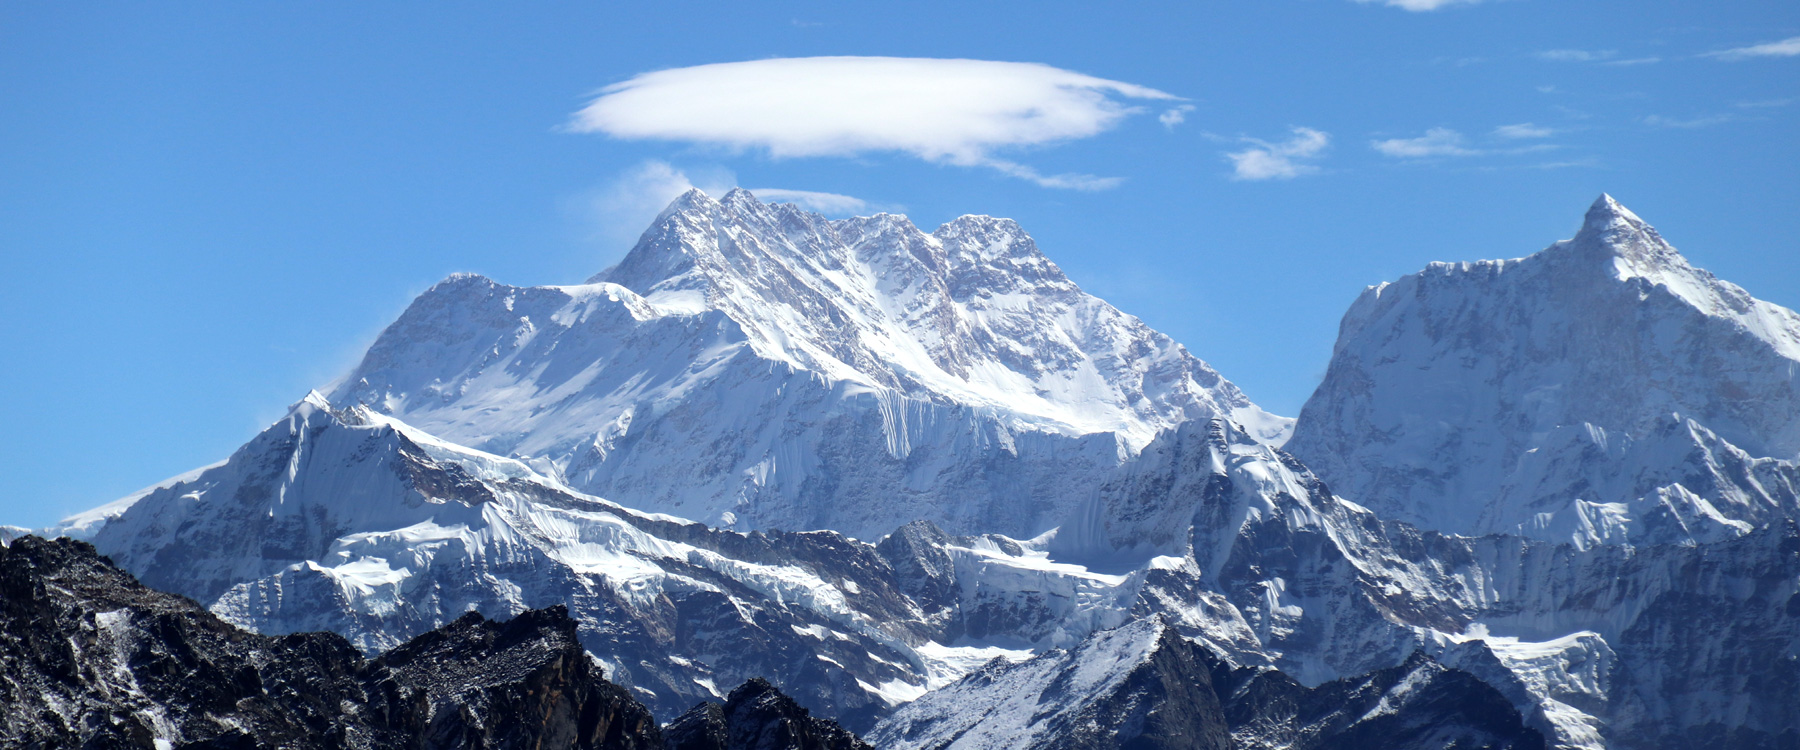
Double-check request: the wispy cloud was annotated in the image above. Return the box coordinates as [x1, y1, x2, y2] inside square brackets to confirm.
[567, 57, 1180, 190]
[1372, 128, 1479, 157]
[1643, 114, 1736, 129]
[579, 161, 735, 251]
[1604, 56, 1662, 67]
[1160, 105, 1196, 129]
[1225, 127, 1330, 181]
[1538, 49, 1617, 62]
[746, 189, 869, 215]
[577, 161, 876, 250]
[1703, 36, 1800, 61]
[1352, 0, 1483, 11]
[1736, 98, 1795, 109]
[1493, 123, 1555, 139]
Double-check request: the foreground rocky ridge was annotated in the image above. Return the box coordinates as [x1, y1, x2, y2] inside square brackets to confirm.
[0, 535, 662, 749]
[0, 535, 866, 750]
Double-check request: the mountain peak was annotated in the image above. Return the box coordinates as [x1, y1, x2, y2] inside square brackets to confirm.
[718, 186, 761, 209]
[1571, 193, 1672, 264]
[1583, 193, 1638, 228]
[661, 187, 720, 218]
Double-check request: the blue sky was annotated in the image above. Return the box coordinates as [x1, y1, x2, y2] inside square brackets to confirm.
[2, 1, 1796, 528]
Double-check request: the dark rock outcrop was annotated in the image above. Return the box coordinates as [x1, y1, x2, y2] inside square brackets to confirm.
[664, 679, 870, 750]
[0, 535, 867, 750]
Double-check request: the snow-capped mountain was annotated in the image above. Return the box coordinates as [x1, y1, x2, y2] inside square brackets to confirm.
[327, 188, 1286, 538]
[38, 193, 1800, 750]
[1287, 195, 1800, 547]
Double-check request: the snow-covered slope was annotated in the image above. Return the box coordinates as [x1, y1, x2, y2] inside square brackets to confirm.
[327, 188, 1285, 537]
[870, 618, 1545, 750]
[1287, 195, 1800, 547]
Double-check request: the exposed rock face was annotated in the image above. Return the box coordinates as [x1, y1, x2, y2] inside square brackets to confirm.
[324, 188, 1286, 538]
[0, 535, 662, 750]
[664, 679, 870, 750]
[1287, 195, 1800, 547]
[870, 618, 1544, 750]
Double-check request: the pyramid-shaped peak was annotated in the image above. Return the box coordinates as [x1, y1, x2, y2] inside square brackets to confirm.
[1583, 193, 1646, 232]
[718, 187, 762, 209]
[1558, 192, 1685, 272]
[661, 187, 720, 216]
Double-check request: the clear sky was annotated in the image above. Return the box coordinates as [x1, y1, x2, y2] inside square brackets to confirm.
[2, 1, 1796, 528]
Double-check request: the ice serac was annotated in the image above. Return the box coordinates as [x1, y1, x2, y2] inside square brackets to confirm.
[1287, 194, 1800, 547]
[329, 188, 1286, 538]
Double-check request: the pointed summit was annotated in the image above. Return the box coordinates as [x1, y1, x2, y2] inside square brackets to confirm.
[718, 186, 762, 210]
[1572, 193, 1671, 264]
[1290, 193, 1800, 543]
[1583, 193, 1641, 228]
[661, 187, 718, 217]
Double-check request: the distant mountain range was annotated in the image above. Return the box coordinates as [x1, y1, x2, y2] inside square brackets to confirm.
[10, 191, 1796, 750]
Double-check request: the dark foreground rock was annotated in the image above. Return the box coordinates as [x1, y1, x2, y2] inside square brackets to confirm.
[663, 679, 870, 750]
[0, 536, 861, 750]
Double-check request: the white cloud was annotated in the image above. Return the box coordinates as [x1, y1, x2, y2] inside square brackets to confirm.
[1372, 128, 1479, 157]
[746, 189, 868, 215]
[1493, 123, 1555, 139]
[1353, 0, 1483, 11]
[1537, 49, 1617, 62]
[1643, 114, 1735, 129]
[1604, 56, 1662, 66]
[1160, 105, 1196, 129]
[1704, 36, 1800, 60]
[568, 57, 1180, 190]
[1225, 127, 1330, 180]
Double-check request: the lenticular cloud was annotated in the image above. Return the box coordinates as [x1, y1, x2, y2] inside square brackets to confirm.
[567, 57, 1177, 188]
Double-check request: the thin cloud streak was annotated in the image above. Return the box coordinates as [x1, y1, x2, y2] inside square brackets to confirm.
[1643, 114, 1736, 129]
[568, 57, 1180, 190]
[1703, 36, 1800, 61]
[1538, 49, 1617, 62]
[1352, 0, 1484, 11]
[1372, 128, 1478, 157]
[1494, 123, 1555, 139]
[746, 189, 869, 215]
[1225, 127, 1330, 180]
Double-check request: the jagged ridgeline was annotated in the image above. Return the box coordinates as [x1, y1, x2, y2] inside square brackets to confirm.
[0, 535, 868, 750]
[27, 192, 1800, 750]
